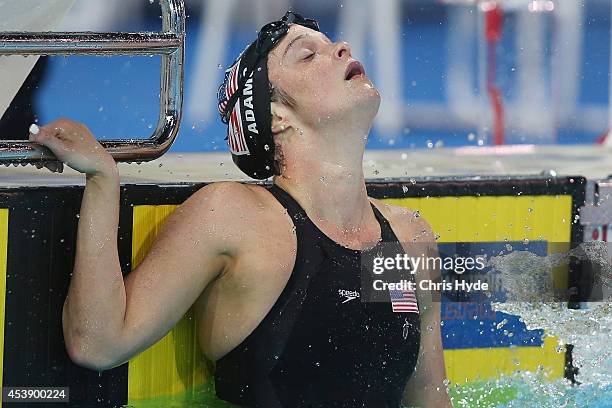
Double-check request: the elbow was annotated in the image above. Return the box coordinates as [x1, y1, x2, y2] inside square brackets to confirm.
[62, 306, 121, 371]
[65, 340, 117, 371]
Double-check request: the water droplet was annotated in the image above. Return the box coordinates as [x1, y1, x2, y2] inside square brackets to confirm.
[496, 319, 508, 329]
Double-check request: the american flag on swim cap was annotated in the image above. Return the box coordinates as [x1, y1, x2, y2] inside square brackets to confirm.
[217, 58, 249, 155]
[216, 40, 275, 179]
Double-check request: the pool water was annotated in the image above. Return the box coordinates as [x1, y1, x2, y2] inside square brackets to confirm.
[450, 375, 612, 408]
[118, 376, 612, 408]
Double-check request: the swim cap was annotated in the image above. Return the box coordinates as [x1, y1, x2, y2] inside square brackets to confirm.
[217, 11, 320, 180]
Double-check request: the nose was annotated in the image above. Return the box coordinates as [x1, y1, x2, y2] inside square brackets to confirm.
[334, 41, 351, 60]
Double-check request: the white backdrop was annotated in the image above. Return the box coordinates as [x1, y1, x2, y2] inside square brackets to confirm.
[0, 0, 75, 120]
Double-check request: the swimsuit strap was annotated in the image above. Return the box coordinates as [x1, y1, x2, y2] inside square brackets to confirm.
[270, 183, 402, 248]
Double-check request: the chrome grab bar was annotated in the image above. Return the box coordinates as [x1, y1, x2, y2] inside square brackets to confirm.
[0, 0, 185, 164]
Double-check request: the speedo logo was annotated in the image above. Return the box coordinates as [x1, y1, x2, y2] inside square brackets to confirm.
[338, 289, 360, 304]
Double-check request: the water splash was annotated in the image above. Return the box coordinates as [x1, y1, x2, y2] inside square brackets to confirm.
[487, 242, 612, 393]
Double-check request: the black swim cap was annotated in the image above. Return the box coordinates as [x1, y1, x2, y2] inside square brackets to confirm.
[217, 11, 320, 179]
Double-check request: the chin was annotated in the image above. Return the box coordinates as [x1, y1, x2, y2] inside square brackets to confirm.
[369, 87, 382, 111]
[355, 84, 381, 117]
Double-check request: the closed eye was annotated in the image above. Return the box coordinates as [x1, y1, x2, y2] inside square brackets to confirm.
[303, 52, 315, 61]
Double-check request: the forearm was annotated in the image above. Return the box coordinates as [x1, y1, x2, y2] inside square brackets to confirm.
[63, 166, 126, 367]
[403, 299, 452, 407]
[403, 356, 452, 408]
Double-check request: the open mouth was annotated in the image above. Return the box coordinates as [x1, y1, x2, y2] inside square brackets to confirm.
[345, 61, 365, 80]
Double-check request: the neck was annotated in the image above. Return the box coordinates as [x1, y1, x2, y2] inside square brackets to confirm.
[273, 125, 376, 237]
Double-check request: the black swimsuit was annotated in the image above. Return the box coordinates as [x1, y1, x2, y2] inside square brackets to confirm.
[214, 184, 421, 407]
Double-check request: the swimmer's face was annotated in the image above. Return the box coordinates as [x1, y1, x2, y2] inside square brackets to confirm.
[267, 24, 380, 132]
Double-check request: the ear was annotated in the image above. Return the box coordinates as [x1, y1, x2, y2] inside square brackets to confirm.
[271, 101, 292, 135]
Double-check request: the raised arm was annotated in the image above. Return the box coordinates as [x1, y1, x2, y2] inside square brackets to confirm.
[30, 119, 236, 371]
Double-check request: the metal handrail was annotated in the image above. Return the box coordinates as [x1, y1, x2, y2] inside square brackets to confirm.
[0, 0, 185, 164]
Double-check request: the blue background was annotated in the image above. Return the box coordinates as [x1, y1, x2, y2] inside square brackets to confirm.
[30, 2, 612, 153]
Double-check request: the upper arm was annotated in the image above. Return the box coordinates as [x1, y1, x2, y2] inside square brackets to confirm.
[383, 207, 452, 407]
[110, 181, 249, 368]
[402, 233, 451, 407]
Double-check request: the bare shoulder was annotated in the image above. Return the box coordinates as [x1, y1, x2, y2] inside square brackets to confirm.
[369, 197, 435, 243]
[156, 181, 268, 251]
[188, 181, 292, 237]
[182, 182, 270, 221]
[190, 182, 279, 211]
[189, 181, 258, 207]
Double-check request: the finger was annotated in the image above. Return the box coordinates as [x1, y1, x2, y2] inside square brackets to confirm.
[30, 125, 51, 144]
[28, 129, 38, 142]
[52, 126, 67, 140]
[31, 126, 69, 152]
[44, 162, 60, 173]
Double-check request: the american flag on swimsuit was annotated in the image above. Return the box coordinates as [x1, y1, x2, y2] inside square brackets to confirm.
[389, 289, 419, 313]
